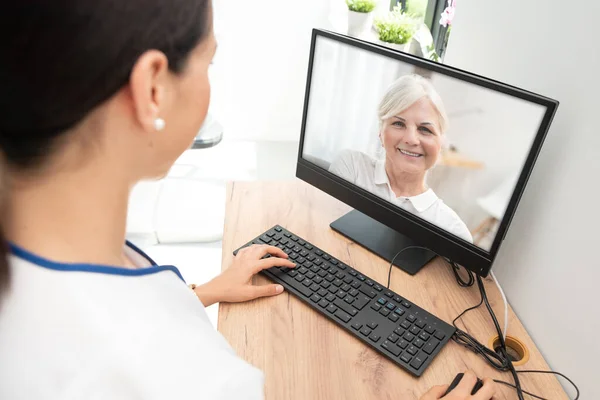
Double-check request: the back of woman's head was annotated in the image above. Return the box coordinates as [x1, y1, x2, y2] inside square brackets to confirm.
[0, 0, 212, 295]
[378, 74, 449, 133]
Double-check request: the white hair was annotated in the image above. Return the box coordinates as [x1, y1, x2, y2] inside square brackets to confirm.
[378, 74, 449, 134]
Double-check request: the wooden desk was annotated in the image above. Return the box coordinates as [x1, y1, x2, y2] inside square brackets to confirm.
[218, 180, 567, 400]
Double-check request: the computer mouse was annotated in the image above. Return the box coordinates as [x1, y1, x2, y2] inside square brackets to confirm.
[443, 373, 484, 397]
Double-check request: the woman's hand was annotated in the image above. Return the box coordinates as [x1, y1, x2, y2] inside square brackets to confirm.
[194, 244, 296, 307]
[420, 371, 496, 400]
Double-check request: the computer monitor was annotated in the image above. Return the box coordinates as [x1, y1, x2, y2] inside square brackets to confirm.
[296, 29, 558, 277]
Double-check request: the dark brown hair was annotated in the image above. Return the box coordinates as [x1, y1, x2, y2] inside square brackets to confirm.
[0, 0, 212, 295]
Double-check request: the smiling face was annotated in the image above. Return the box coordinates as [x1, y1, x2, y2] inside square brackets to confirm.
[380, 97, 443, 176]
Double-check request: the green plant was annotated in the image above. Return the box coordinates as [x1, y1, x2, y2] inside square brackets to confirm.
[374, 6, 417, 45]
[346, 0, 377, 13]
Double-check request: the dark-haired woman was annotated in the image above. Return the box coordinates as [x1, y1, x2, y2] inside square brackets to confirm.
[0, 2, 495, 399]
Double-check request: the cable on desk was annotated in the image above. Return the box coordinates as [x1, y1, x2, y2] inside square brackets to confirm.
[490, 270, 509, 341]
[386, 246, 435, 289]
[450, 274, 580, 400]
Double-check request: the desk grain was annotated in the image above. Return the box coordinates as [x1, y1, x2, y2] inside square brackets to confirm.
[218, 180, 567, 400]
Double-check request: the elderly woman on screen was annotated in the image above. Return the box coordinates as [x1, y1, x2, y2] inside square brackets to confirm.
[329, 74, 472, 242]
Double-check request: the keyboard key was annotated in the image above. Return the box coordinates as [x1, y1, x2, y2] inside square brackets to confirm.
[297, 257, 306, 264]
[337, 263, 347, 270]
[322, 254, 330, 260]
[315, 250, 323, 256]
[351, 322, 362, 330]
[369, 334, 381, 343]
[343, 276, 353, 284]
[410, 353, 428, 370]
[310, 294, 321, 303]
[289, 253, 298, 260]
[288, 270, 298, 277]
[384, 291, 393, 298]
[300, 250, 308, 257]
[415, 319, 426, 329]
[332, 279, 343, 287]
[335, 272, 345, 279]
[317, 288, 328, 297]
[400, 352, 412, 364]
[320, 281, 331, 289]
[373, 284, 383, 291]
[379, 308, 390, 316]
[349, 288, 359, 297]
[344, 296, 354, 304]
[402, 301, 411, 308]
[360, 327, 371, 336]
[385, 302, 396, 310]
[326, 304, 337, 314]
[317, 269, 328, 277]
[291, 236, 299, 242]
[351, 281, 361, 289]
[314, 259, 323, 266]
[335, 309, 351, 323]
[353, 295, 370, 310]
[298, 240, 305, 246]
[370, 303, 381, 311]
[306, 272, 315, 279]
[387, 333, 399, 343]
[359, 287, 377, 298]
[274, 227, 282, 232]
[260, 235, 271, 244]
[381, 340, 401, 356]
[388, 313, 400, 322]
[410, 326, 421, 335]
[407, 345, 418, 355]
[403, 332, 415, 342]
[310, 283, 320, 292]
[286, 242, 294, 249]
[318, 299, 329, 308]
[325, 274, 335, 282]
[413, 339, 424, 348]
[307, 254, 315, 261]
[341, 284, 351, 292]
[275, 272, 313, 297]
[333, 298, 358, 316]
[314, 276, 323, 284]
[336, 290, 346, 299]
[434, 331, 446, 341]
[302, 279, 311, 287]
[328, 286, 337, 294]
[348, 270, 357, 276]
[367, 322, 378, 330]
[266, 232, 276, 237]
[377, 297, 387, 305]
[407, 314, 417, 323]
[298, 267, 308, 275]
[365, 280, 374, 286]
[330, 259, 338, 265]
[419, 332, 431, 341]
[393, 295, 402, 303]
[325, 294, 335, 302]
[294, 274, 304, 282]
[400, 320, 412, 329]
[305, 244, 313, 250]
[425, 325, 436, 335]
[273, 234, 282, 241]
[394, 308, 405, 316]
[397, 339, 409, 349]
[423, 339, 440, 355]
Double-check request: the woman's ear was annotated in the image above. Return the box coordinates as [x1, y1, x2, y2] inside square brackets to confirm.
[129, 50, 170, 133]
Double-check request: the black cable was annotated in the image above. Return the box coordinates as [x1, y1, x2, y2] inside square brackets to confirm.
[492, 380, 547, 400]
[386, 246, 433, 289]
[449, 259, 475, 287]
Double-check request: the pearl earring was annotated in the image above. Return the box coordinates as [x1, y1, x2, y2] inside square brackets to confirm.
[153, 118, 166, 131]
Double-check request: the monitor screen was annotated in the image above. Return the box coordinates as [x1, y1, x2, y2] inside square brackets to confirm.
[301, 34, 550, 252]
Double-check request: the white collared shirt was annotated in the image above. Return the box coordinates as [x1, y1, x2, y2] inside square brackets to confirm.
[329, 149, 473, 243]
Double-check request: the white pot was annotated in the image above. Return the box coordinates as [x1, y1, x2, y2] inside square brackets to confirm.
[377, 39, 412, 53]
[347, 10, 372, 37]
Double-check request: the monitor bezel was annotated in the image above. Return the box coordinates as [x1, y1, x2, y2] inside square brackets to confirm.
[295, 29, 558, 277]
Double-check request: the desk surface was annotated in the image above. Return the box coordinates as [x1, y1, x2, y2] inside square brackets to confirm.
[218, 180, 567, 400]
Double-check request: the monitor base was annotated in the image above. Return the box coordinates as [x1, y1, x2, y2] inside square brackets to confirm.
[330, 210, 437, 275]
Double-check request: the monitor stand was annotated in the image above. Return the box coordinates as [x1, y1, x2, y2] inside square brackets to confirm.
[330, 210, 437, 275]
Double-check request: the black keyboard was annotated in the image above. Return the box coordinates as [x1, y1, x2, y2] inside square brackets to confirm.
[234, 225, 456, 377]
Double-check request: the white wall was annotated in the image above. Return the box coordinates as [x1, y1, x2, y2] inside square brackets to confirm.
[445, 0, 600, 398]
